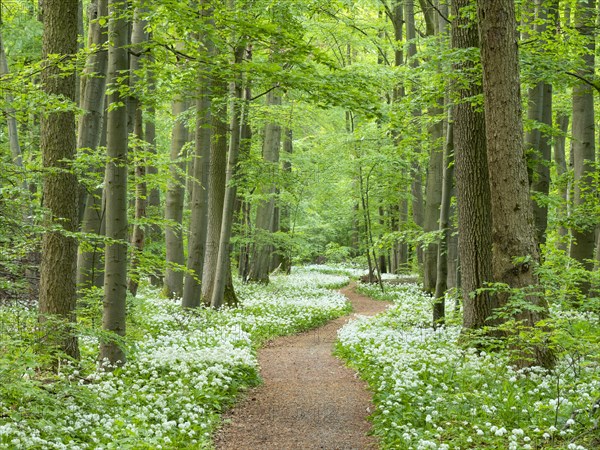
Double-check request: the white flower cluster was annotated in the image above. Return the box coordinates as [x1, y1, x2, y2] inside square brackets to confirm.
[0, 267, 350, 449]
[337, 283, 599, 450]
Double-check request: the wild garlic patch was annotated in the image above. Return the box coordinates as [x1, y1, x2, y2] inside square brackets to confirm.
[337, 282, 599, 450]
[0, 268, 350, 449]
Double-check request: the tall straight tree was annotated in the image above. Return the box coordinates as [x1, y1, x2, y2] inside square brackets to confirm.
[524, 0, 552, 246]
[247, 89, 282, 283]
[182, 4, 214, 308]
[452, 0, 494, 330]
[477, 0, 553, 367]
[127, 5, 149, 297]
[76, 0, 108, 291]
[569, 0, 596, 297]
[210, 41, 246, 309]
[39, 0, 80, 360]
[201, 76, 228, 305]
[164, 98, 189, 299]
[100, 0, 129, 366]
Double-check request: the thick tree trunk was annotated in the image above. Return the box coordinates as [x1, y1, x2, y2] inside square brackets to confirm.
[100, 0, 129, 366]
[452, 0, 495, 330]
[248, 90, 281, 284]
[569, 0, 596, 297]
[478, 0, 553, 367]
[182, 9, 213, 307]
[201, 77, 228, 305]
[164, 99, 188, 299]
[39, 0, 80, 361]
[211, 46, 245, 308]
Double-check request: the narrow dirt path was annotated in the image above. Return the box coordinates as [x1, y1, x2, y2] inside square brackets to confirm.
[214, 282, 391, 450]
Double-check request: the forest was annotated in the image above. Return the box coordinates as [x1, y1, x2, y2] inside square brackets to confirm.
[0, 0, 599, 448]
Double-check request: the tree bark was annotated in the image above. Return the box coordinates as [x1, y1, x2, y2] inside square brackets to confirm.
[452, 0, 495, 330]
[478, 0, 553, 367]
[525, 0, 552, 247]
[201, 77, 228, 305]
[164, 99, 189, 299]
[405, 0, 424, 266]
[39, 0, 80, 360]
[100, 0, 129, 366]
[127, 6, 148, 297]
[569, 0, 596, 297]
[76, 0, 108, 292]
[433, 109, 453, 325]
[210, 44, 245, 308]
[182, 4, 213, 308]
[247, 90, 282, 283]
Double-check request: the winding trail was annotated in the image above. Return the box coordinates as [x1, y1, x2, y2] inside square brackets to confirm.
[214, 282, 391, 450]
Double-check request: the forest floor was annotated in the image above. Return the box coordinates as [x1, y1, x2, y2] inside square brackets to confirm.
[214, 282, 391, 450]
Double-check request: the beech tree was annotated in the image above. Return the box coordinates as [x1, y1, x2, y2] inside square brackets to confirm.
[100, 0, 129, 366]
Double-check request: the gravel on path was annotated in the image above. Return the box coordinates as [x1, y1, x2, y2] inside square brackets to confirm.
[214, 282, 391, 450]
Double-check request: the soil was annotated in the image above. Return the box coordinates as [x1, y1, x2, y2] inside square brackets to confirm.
[214, 282, 391, 450]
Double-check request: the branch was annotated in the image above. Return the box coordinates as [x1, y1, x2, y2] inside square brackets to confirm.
[565, 71, 600, 95]
[425, 0, 450, 24]
[249, 84, 280, 102]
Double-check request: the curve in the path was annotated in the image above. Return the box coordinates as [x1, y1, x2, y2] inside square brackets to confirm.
[214, 282, 390, 450]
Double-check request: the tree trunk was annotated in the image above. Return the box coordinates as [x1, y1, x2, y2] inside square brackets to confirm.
[182, 6, 213, 308]
[76, 0, 108, 292]
[211, 44, 245, 308]
[478, 0, 554, 368]
[164, 99, 188, 299]
[554, 113, 569, 250]
[525, 0, 552, 247]
[201, 77, 228, 305]
[39, 0, 80, 361]
[100, 0, 129, 366]
[452, 0, 495, 330]
[405, 0, 424, 265]
[127, 6, 148, 297]
[569, 0, 596, 297]
[247, 90, 281, 284]
[280, 127, 293, 274]
[433, 109, 454, 325]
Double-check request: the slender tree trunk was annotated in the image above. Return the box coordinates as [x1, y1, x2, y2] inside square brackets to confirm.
[182, 6, 213, 307]
[280, 127, 293, 274]
[452, 0, 495, 330]
[405, 0, 424, 265]
[569, 0, 596, 297]
[247, 90, 281, 284]
[554, 113, 570, 250]
[100, 0, 129, 366]
[423, 0, 448, 295]
[433, 110, 454, 325]
[525, 0, 552, 247]
[164, 99, 188, 299]
[0, 29, 24, 178]
[127, 6, 148, 297]
[76, 0, 108, 292]
[39, 0, 80, 360]
[478, 0, 553, 368]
